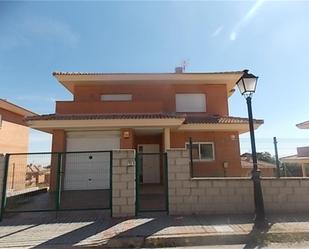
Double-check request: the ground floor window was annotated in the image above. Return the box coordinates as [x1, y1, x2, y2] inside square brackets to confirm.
[186, 142, 215, 161]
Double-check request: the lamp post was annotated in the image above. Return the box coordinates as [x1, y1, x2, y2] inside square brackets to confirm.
[236, 70, 266, 228]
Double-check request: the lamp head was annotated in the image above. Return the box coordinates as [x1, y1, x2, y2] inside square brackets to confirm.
[236, 70, 258, 97]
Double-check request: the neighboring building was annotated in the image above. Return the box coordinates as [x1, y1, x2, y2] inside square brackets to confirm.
[240, 153, 276, 177]
[26, 164, 50, 187]
[281, 121, 309, 177]
[0, 99, 37, 190]
[26, 69, 263, 191]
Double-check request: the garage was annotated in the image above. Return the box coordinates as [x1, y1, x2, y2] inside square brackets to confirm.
[64, 131, 120, 191]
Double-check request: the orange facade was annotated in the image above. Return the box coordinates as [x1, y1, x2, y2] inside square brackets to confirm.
[0, 107, 29, 154]
[49, 78, 257, 177]
[0, 107, 29, 190]
[170, 131, 242, 177]
[56, 84, 228, 116]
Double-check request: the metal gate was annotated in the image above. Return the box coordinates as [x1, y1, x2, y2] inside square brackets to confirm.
[0, 151, 112, 218]
[135, 152, 168, 214]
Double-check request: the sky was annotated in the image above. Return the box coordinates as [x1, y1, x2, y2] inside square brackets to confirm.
[1, 0, 309, 156]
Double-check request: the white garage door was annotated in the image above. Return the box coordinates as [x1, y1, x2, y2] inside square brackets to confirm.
[64, 131, 120, 190]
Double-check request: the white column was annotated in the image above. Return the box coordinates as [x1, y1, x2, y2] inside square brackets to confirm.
[164, 128, 170, 151]
[301, 163, 306, 177]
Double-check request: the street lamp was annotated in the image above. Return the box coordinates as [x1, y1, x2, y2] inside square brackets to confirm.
[236, 69, 267, 228]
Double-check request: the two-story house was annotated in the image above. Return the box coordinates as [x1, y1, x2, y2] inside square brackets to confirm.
[26, 69, 263, 194]
[0, 99, 37, 190]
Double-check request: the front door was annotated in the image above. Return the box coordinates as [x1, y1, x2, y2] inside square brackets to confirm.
[138, 144, 160, 184]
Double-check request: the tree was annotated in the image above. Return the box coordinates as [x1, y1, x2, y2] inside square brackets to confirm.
[256, 152, 276, 164]
[241, 152, 276, 164]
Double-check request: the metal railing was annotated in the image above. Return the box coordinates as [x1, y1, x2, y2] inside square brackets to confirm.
[1, 151, 112, 218]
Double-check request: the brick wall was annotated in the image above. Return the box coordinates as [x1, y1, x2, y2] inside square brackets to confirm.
[112, 150, 135, 217]
[167, 149, 309, 215]
[0, 154, 4, 216]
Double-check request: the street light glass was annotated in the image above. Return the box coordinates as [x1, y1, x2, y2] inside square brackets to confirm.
[236, 70, 258, 96]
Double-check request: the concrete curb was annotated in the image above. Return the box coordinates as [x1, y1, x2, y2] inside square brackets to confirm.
[101, 231, 309, 248]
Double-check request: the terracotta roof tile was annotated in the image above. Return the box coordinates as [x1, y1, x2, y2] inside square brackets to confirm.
[52, 70, 245, 76]
[26, 113, 185, 121]
[26, 113, 263, 125]
[184, 114, 264, 125]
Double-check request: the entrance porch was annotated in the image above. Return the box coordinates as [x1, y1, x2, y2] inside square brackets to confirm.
[132, 128, 169, 213]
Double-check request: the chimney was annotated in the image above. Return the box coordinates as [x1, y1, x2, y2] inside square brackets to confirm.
[175, 67, 183, 73]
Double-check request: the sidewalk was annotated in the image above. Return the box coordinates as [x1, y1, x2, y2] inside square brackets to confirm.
[1, 212, 309, 248]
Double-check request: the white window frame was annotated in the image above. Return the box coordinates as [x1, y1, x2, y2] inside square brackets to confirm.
[101, 94, 132, 101]
[175, 93, 206, 112]
[185, 142, 215, 161]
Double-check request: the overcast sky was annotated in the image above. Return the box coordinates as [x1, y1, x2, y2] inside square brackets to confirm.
[1, 0, 309, 156]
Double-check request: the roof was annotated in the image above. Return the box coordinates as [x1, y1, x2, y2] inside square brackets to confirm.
[184, 114, 264, 125]
[280, 155, 309, 164]
[25, 113, 263, 125]
[241, 157, 276, 168]
[25, 112, 263, 134]
[26, 113, 183, 121]
[296, 121, 309, 129]
[52, 70, 245, 97]
[52, 70, 244, 76]
[0, 99, 37, 117]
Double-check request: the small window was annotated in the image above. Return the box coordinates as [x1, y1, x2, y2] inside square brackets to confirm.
[176, 93, 206, 112]
[101, 94, 132, 101]
[186, 142, 215, 161]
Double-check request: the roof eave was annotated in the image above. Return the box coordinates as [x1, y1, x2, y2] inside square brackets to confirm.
[53, 71, 245, 97]
[0, 99, 37, 117]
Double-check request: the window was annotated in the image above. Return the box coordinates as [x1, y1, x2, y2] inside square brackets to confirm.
[186, 142, 215, 161]
[176, 94, 206, 112]
[101, 94, 132, 101]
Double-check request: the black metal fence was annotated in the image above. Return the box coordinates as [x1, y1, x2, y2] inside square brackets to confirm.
[1, 151, 112, 217]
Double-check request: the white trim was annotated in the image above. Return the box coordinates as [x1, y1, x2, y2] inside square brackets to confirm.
[185, 141, 215, 161]
[27, 118, 185, 130]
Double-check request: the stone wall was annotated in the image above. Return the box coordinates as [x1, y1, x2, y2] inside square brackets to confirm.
[262, 178, 309, 213]
[167, 149, 309, 215]
[112, 150, 135, 217]
[167, 149, 254, 215]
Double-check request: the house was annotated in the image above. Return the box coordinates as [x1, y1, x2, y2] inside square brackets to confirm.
[26, 164, 50, 187]
[281, 121, 309, 177]
[0, 99, 37, 190]
[240, 153, 276, 177]
[25, 68, 263, 195]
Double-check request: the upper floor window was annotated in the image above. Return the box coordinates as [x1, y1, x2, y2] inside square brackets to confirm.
[101, 94, 132, 101]
[176, 93, 206, 112]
